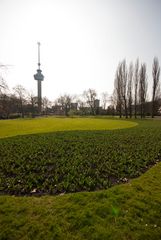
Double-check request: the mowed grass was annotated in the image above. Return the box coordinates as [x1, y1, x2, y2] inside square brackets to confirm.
[0, 117, 137, 138]
[0, 117, 161, 239]
[1, 161, 161, 240]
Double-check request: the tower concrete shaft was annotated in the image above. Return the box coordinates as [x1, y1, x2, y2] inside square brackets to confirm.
[37, 78, 42, 113]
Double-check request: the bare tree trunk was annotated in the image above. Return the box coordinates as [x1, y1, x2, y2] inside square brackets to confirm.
[114, 63, 122, 118]
[20, 98, 24, 118]
[139, 64, 148, 118]
[127, 62, 133, 118]
[120, 60, 128, 118]
[13, 85, 26, 118]
[83, 89, 97, 115]
[134, 59, 139, 118]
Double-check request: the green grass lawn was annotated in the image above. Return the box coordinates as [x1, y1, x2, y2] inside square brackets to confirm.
[0, 117, 137, 138]
[1, 161, 161, 240]
[0, 117, 161, 239]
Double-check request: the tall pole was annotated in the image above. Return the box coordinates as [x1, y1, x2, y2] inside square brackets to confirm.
[38, 42, 40, 70]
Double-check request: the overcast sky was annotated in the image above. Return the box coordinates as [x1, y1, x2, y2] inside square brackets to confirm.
[0, 0, 161, 101]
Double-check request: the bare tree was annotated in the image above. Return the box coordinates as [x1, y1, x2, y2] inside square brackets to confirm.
[120, 60, 128, 118]
[57, 94, 72, 116]
[27, 91, 37, 117]
[13, 85, 27, 118]
[110, 94, 117, 115]
[114, 63, 122, 118]
[127, 62, 133, 118]
[101, 92, 109, 110]
[75, 94, 87, 115]
[83, 88, 97, 115]
[139, 63, 148, 118]
[152, 57, 160, 118]
[0, 76, 8, 94]
[134, 59, 139, 118]
[114, 60, 128, 118]
[0, 73, 10, 118]
[0, 93, 9, 118]
[42, 96, 52, 115]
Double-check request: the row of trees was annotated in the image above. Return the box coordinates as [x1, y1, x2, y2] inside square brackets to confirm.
[113, 57, 160, 118]
[0, 78, 52, 118]
[52, 89, 108, 116]
[0, 73, 109, 118]
[0, 57, 161, 119]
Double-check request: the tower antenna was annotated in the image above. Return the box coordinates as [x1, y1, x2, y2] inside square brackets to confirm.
[37, 42, 41, 69]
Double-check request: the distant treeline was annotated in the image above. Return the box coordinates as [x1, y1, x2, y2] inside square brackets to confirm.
[0, 57, 160, 119]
